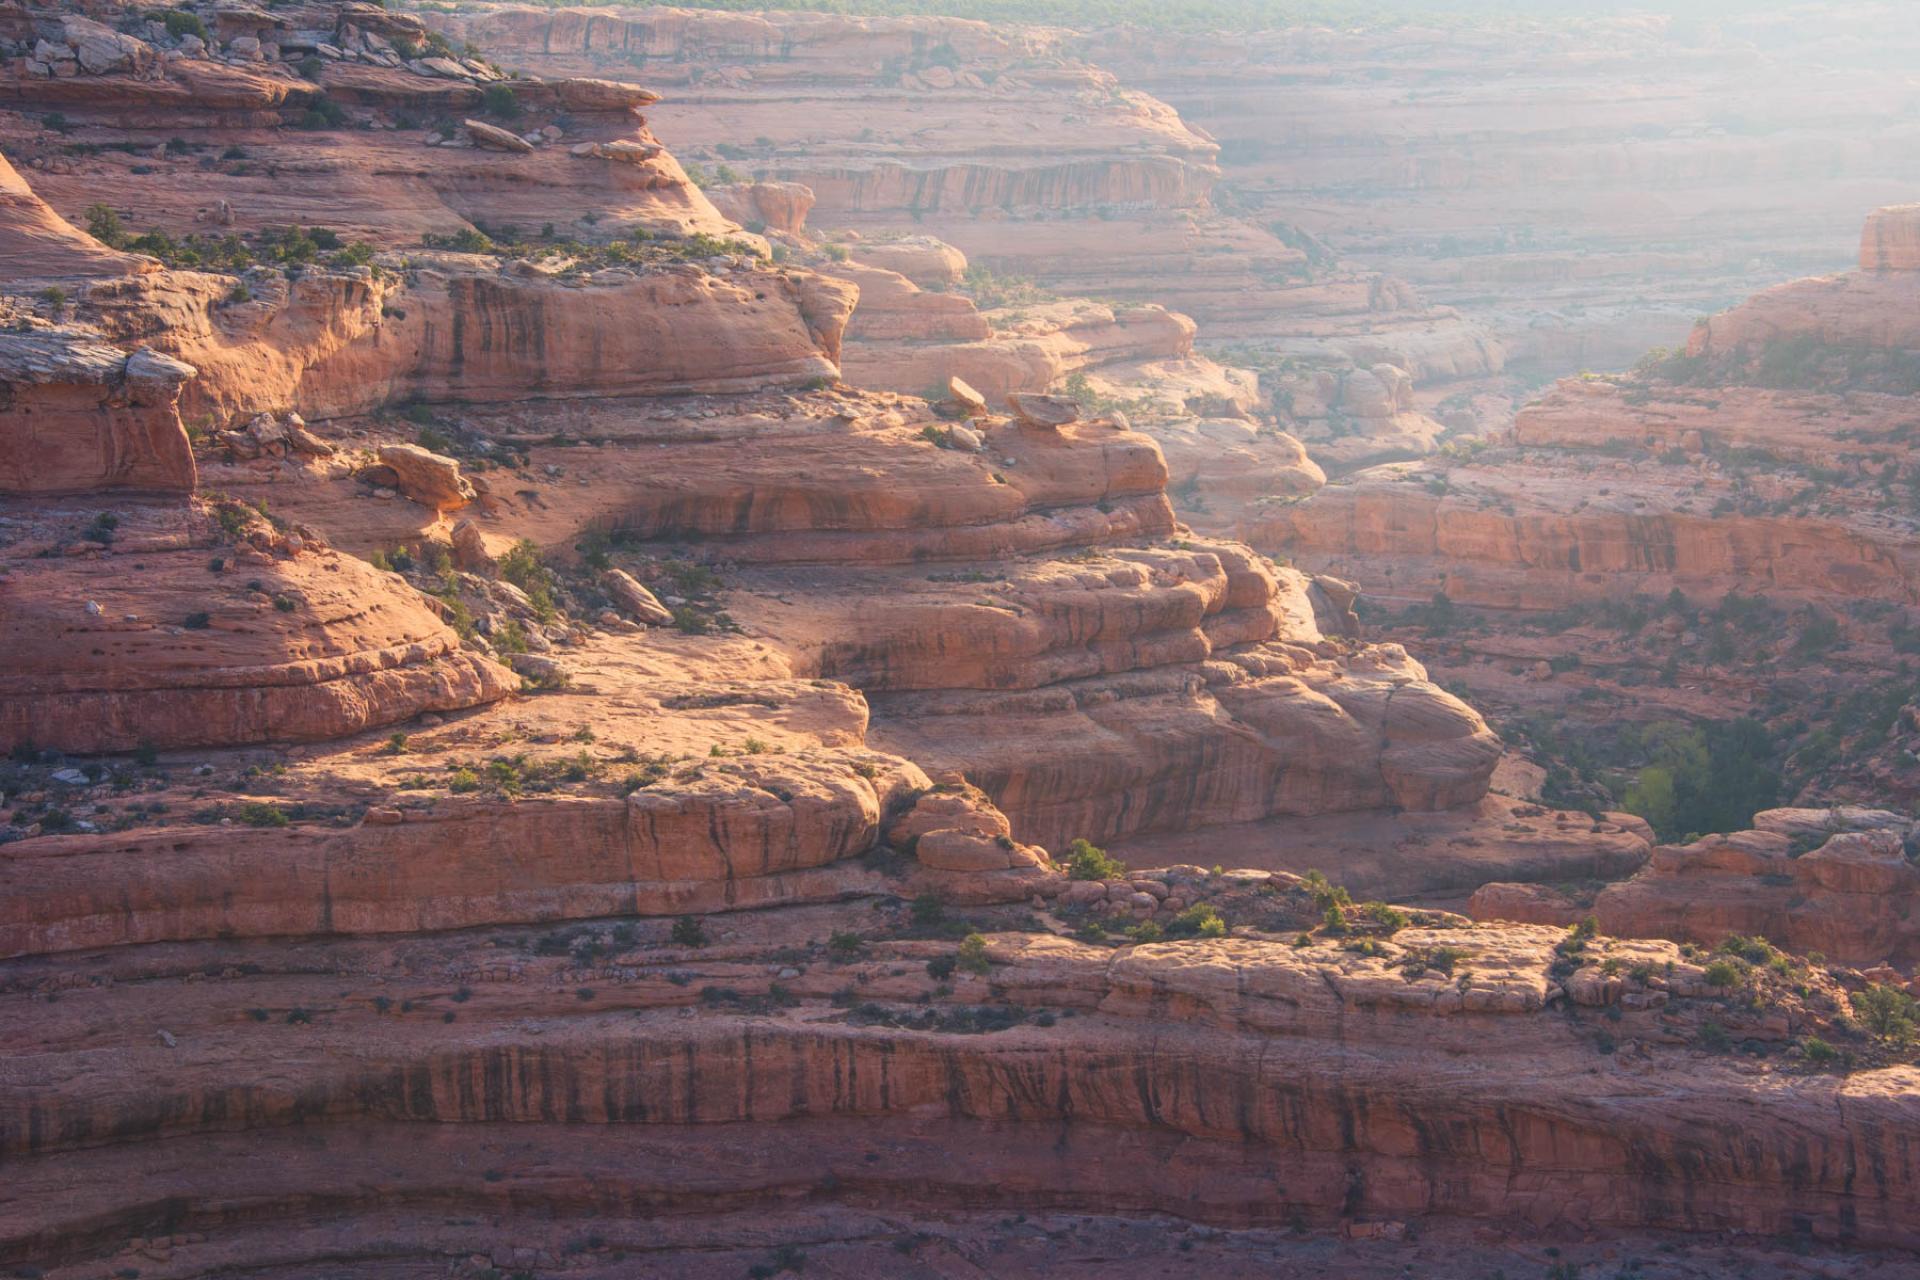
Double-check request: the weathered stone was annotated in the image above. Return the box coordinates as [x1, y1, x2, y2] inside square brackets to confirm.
[946, 375, 987, 417]
[375, 443, 474, 511]
[1006, 391, 1079, 428]
[601, 569, 674, 626]
[464, 118, 534, 153]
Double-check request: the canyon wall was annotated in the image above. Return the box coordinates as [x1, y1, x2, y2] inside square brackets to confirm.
[0, 5, 1915, 1277]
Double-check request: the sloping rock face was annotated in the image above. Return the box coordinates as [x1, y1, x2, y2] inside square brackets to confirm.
[2, 6, 1915, 1279]
[0, 499, 515, 754]
[0, 147, 148, 279]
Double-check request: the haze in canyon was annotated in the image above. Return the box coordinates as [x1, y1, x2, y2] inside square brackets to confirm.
[1, 0, 1917, 1277]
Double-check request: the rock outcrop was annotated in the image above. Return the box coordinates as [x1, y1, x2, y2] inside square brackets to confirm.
[424, 5, 1508, 413]
[1583, 810, 1920, 967]
[1861, 204, 1920, 272]
[0, 330, 197, 495]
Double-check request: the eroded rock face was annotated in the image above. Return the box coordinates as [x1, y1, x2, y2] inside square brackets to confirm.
[0, 332, 197, 495]
[424, 4, 1506, 403]
[1579, 812, 1920, 967]
[0, 500, 516, 755]
[2, 6, 1913, 1277]
[1861, 204, 1920, 272]
[1276, 209, 1920, 632]
[75, 254, 858, 423]
[4, 914, 1917, 1273]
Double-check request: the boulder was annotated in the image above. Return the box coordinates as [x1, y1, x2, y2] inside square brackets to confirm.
[464, 119, 533, 154]
[602, 569, 674, 626]
[569, 139, 662, 165]
[946, 376, 987, 417]
[915, 828, 1017, 872]
[1007, 392, 1079, 429]
[63, 16, 150, 74]
[286, 424, 334, 458]
[375, 443, 474, 512]
[555, 77, 662, 111]
[507, 653, 569, 685]
[450, 519, 494, 572]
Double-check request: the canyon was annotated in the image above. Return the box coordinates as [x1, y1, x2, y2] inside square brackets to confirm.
[0, 1, 1916, 1277]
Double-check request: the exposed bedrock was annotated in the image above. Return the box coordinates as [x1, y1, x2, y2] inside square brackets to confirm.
[4, 930, 1917, 1263]
[72, 255, 855, 423]
[0, 500, 516, 755]
[0, 332, 197, 496]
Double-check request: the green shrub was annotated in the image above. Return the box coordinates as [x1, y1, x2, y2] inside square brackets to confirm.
[1702, 959, 1744, 988]
[1401, 944, 1469, 978]
[1620, 718, 1780, 842]
[1301, 869, 1351, 911]
[671, 916, 708, 948]
[956, 932, 991, 974]
[1853, 984, 1917, 1042]
[1062, 837, 1125, 881]
[498, 539, 558, 622]
[1164, 904, 1227, 939]
[482, 83, 521, 120]
[1355, 901, 1409, 933]
[84, 203, 125, 248]
[163, 9, 208, 39]
[299, 97, 346, 130]
[235, 802, 288, 828]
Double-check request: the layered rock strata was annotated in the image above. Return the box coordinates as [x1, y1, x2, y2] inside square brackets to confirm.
[2, 7, 1913, 1277]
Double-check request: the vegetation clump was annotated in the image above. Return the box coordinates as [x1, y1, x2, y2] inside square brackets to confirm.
[1062, 837, 1125, 881]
